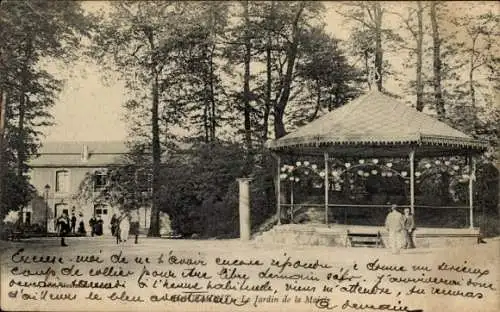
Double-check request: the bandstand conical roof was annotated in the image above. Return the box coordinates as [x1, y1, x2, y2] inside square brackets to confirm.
[267, 91, 488, 158]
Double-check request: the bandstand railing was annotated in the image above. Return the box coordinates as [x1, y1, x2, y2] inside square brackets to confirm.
[279, 203, 473, 228]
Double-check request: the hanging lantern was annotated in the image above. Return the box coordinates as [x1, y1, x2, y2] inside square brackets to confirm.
[404, 180, 410, 184]
[281, 166, 287, 172]
[435, 160, 441, 165]
[304, 170, 310, 175]
[349, 179, 354, 184]
[371, 170, 378, 175]
[387, 172, 393, 177]
[453, 165, 460, 171]
[381, 172, 387, 177]
[363, 172, 369, 177]
[372, 159, 379, 164]
[357, 170, 364, 176]
[401, 171, 408, 177]
[287, 166, 294, 173]
[416, 180, 420, 184]
[462, 174, 469, 180]
[359, 159, 365, 164]
[311, 164, 318, 170]
[304, 161, 310, 167]
[425, 163, 431, 169]
[289, 176, 294, 181]
[280, 173, 288, 180]
[415, 172, 421, 177]
[331, 170, 339, 177]
[296, 161, 302, 167]
[444, 161, 451, 166]
[294, 177, 300, 182]
[319, 171, 326, 177]
[386, 162, 393, 168]
[345, 162, 351, 168]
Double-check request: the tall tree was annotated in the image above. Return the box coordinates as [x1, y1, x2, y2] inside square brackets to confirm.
[0, 0, 91, 219]
[90, 1, 195, 236]
[429, 1, 446, 119]
[390, 2, 425, 111]
[339, 2, 391, 92]
[452, 11, 499, 108]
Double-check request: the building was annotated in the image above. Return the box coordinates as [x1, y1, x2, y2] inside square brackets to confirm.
[25, 141, 151, 235]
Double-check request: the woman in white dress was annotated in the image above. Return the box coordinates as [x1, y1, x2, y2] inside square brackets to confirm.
[119, 213, 130, 243]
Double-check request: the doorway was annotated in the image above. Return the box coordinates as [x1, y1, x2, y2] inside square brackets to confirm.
[94, 204, 111, 235]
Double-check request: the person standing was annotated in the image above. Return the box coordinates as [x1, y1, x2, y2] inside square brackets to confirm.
[119, 213, 130, 243]
[130, 210, 140, 244]
[385, 204, 404, 254]
[70, 213, 77, 234]
[403, 208, 416, 249]
[77, 213, 86, 235]
[56, 212, 70, 247]
[89, 216, 96, 237]
[110, 214, 119, 237]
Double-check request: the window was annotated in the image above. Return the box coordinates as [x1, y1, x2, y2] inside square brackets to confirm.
[94, 204, 108, 216]
[55, 170, 70, 193]
[135, 169, 153, 194]
[94, 170, 107, 191]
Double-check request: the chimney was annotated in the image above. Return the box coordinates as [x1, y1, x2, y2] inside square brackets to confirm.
[82, 144, 89, 162]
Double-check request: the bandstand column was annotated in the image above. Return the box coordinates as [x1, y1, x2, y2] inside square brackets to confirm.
[276, 155, 281, 225]
[237, 178, 252, 241]
[409, 149, 415, 215]
[468, 154, 476, 229]
[324, 152, 329, 224]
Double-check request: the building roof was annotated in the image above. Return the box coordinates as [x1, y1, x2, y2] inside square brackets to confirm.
[38, 141, 128, 154]
[267, 91, 489, 157]
[29, 141, 129, 167]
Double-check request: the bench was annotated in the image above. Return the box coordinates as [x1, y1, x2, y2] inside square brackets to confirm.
[346, 230, 383, 248]
[8, 231, 23, 241]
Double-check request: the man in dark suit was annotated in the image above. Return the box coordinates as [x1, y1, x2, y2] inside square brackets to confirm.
[403, 208, 416, 249]
[56, 212, 70, 247]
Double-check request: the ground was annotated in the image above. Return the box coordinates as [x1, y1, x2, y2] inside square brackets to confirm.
[1, 236, 499, 312]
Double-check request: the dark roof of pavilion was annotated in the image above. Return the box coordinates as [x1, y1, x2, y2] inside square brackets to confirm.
[267, 90, 489, 157]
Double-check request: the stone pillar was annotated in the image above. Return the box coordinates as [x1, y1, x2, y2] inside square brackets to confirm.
[238, 178, 252, 241]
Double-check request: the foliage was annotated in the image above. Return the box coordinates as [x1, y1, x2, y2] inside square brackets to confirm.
[0, 0, 93, 219]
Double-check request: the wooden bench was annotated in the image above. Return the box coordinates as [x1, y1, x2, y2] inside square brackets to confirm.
[8, 231, 23, 241]
[346, 230, 383, 248]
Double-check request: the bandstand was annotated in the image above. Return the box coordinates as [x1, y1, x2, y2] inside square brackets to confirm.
[263, 90, 489, 248]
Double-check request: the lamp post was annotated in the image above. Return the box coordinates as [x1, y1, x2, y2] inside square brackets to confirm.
[44, 184, 50, 233]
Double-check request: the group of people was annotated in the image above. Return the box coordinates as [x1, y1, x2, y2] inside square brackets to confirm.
[110, 212, 140, 244]
[54, 210, 140, 247]
[385, 204, 416, 254]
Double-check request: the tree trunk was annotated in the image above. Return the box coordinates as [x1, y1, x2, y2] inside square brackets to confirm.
[243, 0, 252, 151]
[17, 37, 33, 178]
[148, 72, 161, 237]
[145, 29, 161, 237]
[469, 36, 477, 108]
[430, 2, 446, 120]
[374, 3, 383, 92]
[209, 51, 216, 141]
[273, 3, 305, 139]
[203, 96, 209, 143]
[415, 1, 424, 112]
[0, 90, 6, 217]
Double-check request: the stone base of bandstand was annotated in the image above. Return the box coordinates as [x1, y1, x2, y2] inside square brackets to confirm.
[253, 223, 480, 248]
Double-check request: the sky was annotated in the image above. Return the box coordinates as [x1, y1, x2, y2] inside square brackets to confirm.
[41, 1, 498, 143]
